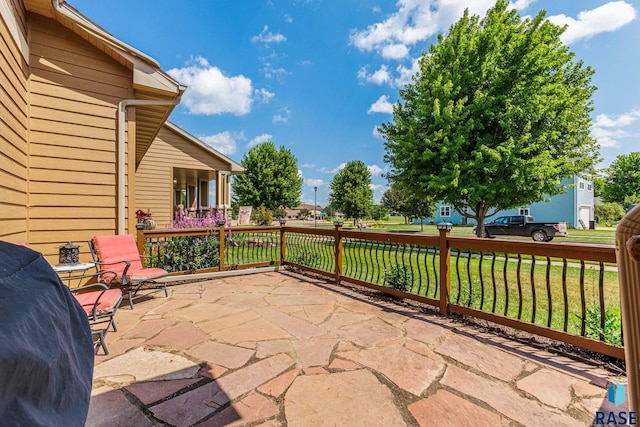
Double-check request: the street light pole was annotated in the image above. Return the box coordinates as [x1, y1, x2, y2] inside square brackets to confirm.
[314, 186, 318, 228]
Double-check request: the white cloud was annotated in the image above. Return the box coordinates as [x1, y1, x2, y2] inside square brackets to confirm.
[372, 126, 383, 139]
[305, 179, 325, 187]
[369, 183, 386, 191]
[168, 57, 253, 115]
[260, 63, 290, 80]
[248, 133, 273, 148]
[368, 95, 394, 114]
[594, 109, 640, 128]
[350, 0, 503, 59]
[320, 163, 347, 174]
[255, 88, 275, 104]
[284, 14, 294, 24]
[368, 164, 387, 177]
[251, 25, 287, 44]
[357, 65, 392, 85]
[591, 108, 640, 148]
[394, 57, 421, 87]
[301, 163, 316, 168]
[358, 58, 420, 88]
[381, 43, 410, 60]
[273, 107, 292, 123]
[201, 131, 239, 155]
[548, 1, 636, 44]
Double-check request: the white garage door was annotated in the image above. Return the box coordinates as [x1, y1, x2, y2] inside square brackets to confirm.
[579, 206, 591, 228]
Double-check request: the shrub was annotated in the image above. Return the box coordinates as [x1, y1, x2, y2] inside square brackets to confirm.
[288, 248, 318, 267]
[577, 307, 622, 346]
[383, 265, 413, 292]
[594, 202, 625, 226]
[251, 206, 273, 226]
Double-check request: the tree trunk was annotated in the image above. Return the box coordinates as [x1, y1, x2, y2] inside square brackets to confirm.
[474, 204, 490, 238]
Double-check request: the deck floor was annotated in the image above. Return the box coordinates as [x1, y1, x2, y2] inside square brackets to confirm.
[87, 270, 626, 426]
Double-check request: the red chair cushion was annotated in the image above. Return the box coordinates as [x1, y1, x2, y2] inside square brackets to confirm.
[93, 235, 144, 278]
[74, 289, 122, 315]
[129, 267, 168, 282]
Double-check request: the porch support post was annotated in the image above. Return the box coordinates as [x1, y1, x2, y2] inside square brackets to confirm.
[616, 205, 640, 411]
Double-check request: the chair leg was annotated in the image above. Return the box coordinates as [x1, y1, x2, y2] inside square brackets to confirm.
[93, 330, 108, 355]
[128, 290, 134, 309]
[163, 283, 168, 298]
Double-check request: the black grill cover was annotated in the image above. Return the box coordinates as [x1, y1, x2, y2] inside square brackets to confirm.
[0, 242, 94, 426]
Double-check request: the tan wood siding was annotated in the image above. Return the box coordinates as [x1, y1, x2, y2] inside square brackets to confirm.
[27, 14, 132, 255]
[0, 3, 28, 243]
[8, 0, 26, 37]
[136, 126, 232, 228]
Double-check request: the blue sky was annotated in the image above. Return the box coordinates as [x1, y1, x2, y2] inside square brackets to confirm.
[69, 0, 638, 207]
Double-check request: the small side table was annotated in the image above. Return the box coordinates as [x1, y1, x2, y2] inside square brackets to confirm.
[53, 262, 96, 287]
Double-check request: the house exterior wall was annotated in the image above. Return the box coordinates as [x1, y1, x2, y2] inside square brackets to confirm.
[26, 14, 133, 257]
[414, 176, 594, 228]
[0, 0, 29, 244]
[136, 126, 231, 228]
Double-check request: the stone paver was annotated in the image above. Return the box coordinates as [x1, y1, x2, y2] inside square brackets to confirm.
[144, 322, 209, 350]
[337, 345, 443, 395]
[441, 364, 586, 427]
[125, 378, 201, 405]
[197, 393, 279, 427]
[435, 332, 524, 382]
[408, 389, 504, 427]
[284, 370, 406, 426]
[88, 271, 620, 427]
[93, 347, 200, 383]
[517, 368, 577, 409]
[187, 341, 254, 369]
[87, 386, 154, 427]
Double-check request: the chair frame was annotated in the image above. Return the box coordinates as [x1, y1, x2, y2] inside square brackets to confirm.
[62, 270, 122, 355]
[88, 238, 168, 309]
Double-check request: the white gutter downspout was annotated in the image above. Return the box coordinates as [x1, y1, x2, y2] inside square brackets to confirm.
[117, 100, 180, 234]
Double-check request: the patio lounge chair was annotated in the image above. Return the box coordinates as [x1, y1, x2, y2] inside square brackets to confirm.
[89, 234, 169, 309]
[65, 271, 122, 355]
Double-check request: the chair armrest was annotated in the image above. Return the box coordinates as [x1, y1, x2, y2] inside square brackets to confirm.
[61, 270, 118, 288]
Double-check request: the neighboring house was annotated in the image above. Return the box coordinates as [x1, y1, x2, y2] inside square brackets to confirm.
[415, 175, 594, 228]
[0, 0, 241, 261]
[284, 204, 325, 220]
[136, 122, 243, 229]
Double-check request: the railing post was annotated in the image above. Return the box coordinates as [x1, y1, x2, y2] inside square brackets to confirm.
[616, 205, 640, 411]
[437, 222, 452, 315]
[136, 223, 145, 255]
[217, 222, 226, 272]
[334, 221, 343, 285]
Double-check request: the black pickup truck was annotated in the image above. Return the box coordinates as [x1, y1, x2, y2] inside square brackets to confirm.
[475, 215, 568, 242]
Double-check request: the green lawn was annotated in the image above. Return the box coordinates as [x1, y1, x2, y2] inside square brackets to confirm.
[324, 216, 616, 245]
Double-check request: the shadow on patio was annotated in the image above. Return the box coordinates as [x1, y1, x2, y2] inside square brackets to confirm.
[87, 270, 625, 426]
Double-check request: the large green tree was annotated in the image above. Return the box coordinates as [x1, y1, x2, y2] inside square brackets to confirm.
[232, 142, 303, 210]
[602, 152, 640, 207]
[381, 183, 436, 227]
[328, 160, 374, 225]
[379, 0, 599, 237]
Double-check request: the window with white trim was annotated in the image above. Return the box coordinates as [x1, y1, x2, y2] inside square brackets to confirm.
[587, 183, 592, 191]
[440, 205, 451, 217]
[579, 182, 585, 190]
[519, 207, 530, 216]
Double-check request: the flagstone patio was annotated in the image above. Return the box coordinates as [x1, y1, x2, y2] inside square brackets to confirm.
[87, 270, 626, 426]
